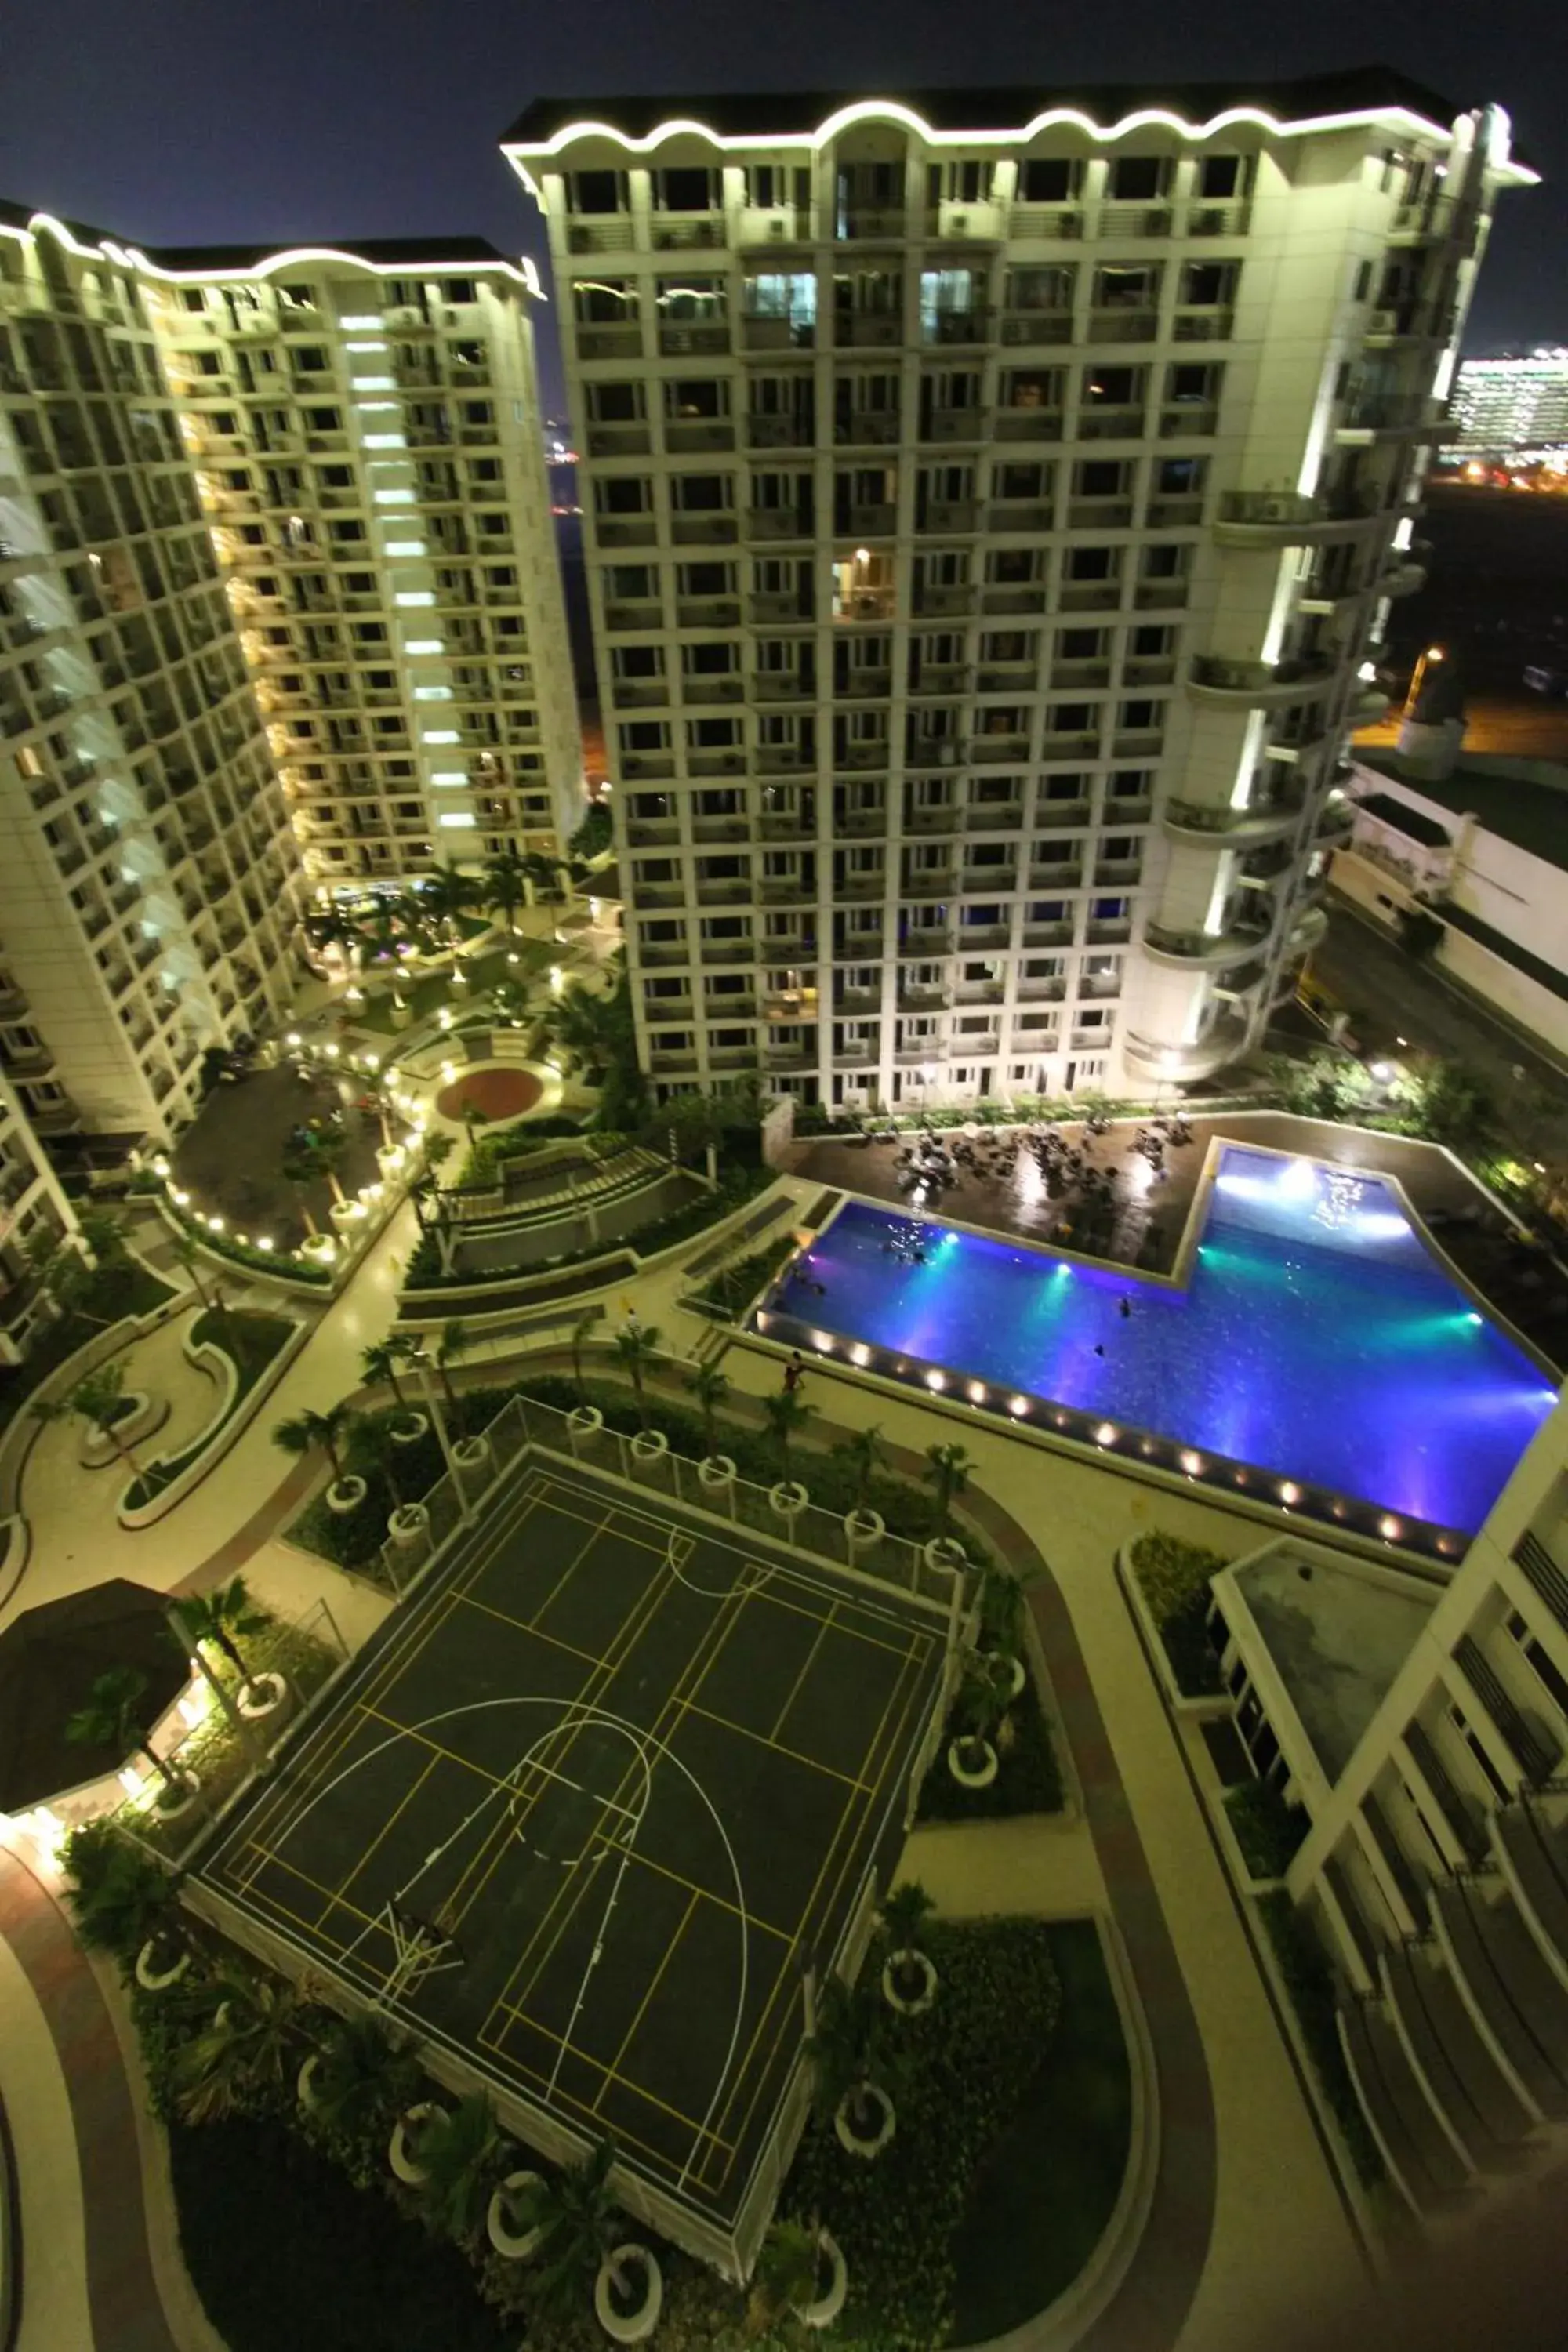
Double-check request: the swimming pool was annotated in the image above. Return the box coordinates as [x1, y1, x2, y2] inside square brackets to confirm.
[760, 1145, 1557, 1539]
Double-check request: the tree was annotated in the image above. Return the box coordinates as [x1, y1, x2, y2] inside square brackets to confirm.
[435, 1319, 471, 1410]
[415, 860, 480, 951]
[176, 1965, 302, 2125]
[568, 1310, 597, 1403]
[348, 1411, 412, 1510]
[954, 1653, 1009, 1772]
[170, 1230, 217, 1316]
[569, 802, 614, 864]
[482, 846, 531, 936]
[805, 1975, 896, 2143]
[306, 905, 361, 966]
[416, 2092, 505, 2243]
[613, 1321, 662, 1433]
[279, 1143, 323, 1240]
[24, 1226, 97, 1322]
[924, 1441, 972, 1538]
[309, 2009, 423, 2143]
[746, 2220, 824, 2339]
[978, 1565, 1029, 1657]
[63, 1822, 180, 1963]
[34, 1360, 150, 1477]
[880, 1881, 936, 1994]
[1389, 1056, 1496, 1150]
[169, 1575, 274, 1702]
[76, 1207, 129, 1268]
[361, 1340, 410, 1411]
[517, 2137, 630, 2321]
[763, 1388, 815, 1483]
[273, 1401, 352, 1484]
[66, 1664, 185, 1800]
[834, 1423, 886, 1515]
[307, 1129, 349, 1209]
[685, 1361, 730, 1458]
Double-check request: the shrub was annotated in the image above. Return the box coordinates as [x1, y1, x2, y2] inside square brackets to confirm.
[1224, 1777, 1307, 1880]
[918, 1676, 1063, 1822]
[693, 1232, 799, 1314]
[1127, 1530, 1228, 1696]
[1257, 1892, 1382, 2186]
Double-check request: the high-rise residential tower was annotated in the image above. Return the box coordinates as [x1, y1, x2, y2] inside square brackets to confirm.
[140, 239, 583, 889]
[506, 72, 1530, 1110]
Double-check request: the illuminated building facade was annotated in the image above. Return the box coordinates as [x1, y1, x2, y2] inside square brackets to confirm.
[1450, 350, 1568, 455]
[507, 73, 1529, 1108]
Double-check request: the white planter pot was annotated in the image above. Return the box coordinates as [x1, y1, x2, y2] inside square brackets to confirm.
[135, 1937, 190, 1992]
[833, 2082, 895, 2160]
[376, 1144, 406, 1179]
[389, 1410, 429, 1446]
[390, 998, 412, 1032]
[388, 2101, 443, 2185]
[844, 1505, 885, 1552]
[452, 1434, 490, 1472]
[300, 1232, 337, 1266]
[924, 1534, 968, 1577]
[948, 1736, 999, 1789]
[984, 1649, 1027, 1700]
[486, 2169, 546, 2259]
[153, 1770, 201, 1824]
[296, 2053, 322, 2112]
[630, 1428, 668, 1465]
[769, 1479, 809, 1521]
[793, 2231, 848, 2329]
[568, 1404, 604, 1450]
[329, 1199, 365, 1232]
[697, 1454, 736, 1492]
[882, 1949, 938, 2016]
[387, 1502, 430, 1548]
[238, 1670, 292, 1726]
[594, 2245, 663, 2344]
[326, 1474, 368, 1515]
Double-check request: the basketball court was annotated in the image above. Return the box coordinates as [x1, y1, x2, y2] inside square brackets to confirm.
[194, 1454, 946, 2235]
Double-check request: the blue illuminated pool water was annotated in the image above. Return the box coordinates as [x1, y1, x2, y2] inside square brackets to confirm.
[764, 1145, 1556, 1534]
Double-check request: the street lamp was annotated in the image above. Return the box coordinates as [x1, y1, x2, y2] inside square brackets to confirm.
[1401, 644, 1444, 720]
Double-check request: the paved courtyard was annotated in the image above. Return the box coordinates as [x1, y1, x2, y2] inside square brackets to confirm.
[171, 1064, 383, 1250]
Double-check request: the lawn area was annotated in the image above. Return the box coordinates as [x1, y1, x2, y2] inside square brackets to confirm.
[946, 1920, 1132, 2344]
[170, 2118, 514, 2352]
[0, 1259, 173, 1435]
[354, 941, 552, 1036]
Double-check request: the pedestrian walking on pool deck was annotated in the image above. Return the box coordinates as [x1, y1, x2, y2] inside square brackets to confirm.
[783, 1352, 805, 1395]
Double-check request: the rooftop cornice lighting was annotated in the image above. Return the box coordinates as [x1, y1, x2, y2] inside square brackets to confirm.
[501, 96, 1537, 187]
[0, 216, 549, 299]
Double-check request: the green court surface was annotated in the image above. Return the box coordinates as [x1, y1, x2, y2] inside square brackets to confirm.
[197, 1457, 945, 2230]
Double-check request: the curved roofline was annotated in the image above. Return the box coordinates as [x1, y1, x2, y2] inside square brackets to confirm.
[0, 208, 546, 298]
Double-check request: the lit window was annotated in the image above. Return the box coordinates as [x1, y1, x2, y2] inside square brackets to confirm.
[372, 488, 416, 503]
[437, 812, 476, 828]
[339, 315, 385, 330]
[413, 686, 453, 701]
[362, 434, 407, 449]
[404, 639, 445, 655]
[394, 591, 436, 606]
[350, 376, 395, 390]
[384, 540, 427, 557]
[423, 729, 459, 743]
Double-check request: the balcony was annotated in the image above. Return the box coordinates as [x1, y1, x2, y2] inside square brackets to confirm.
[898, 925, 954, 957]
[999, 308, 1076, 345]
[836, 411, 900, 448]
[1334, 393, 1441, 441]
[921, 310, 993, 348]
[1123, 1013, 1251, 1083]
[1077, 406, 1145, 442]
[1214, 490, 1375, 548]
[1187, 652, 1336, 709]
[835, 313, 904, 350]
[1163, 794, 1302, 846]
[921, 408, 991, 447]
[964, 803, 1024, 831]
[917, 498, 980, 534]
[902, 866, 956, 900]
[1379, 550, 1428, 598]
[747, 416, 815, 450]
[969, 733, 1030, 764]
[995, 406, 1065, 443]
[1142, 917, 1272, 968]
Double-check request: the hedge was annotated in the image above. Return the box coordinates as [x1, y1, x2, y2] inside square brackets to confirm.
[691, 1232, 799, 1315]
[917, 1678, 1062, 1822]
[1127, 1530, 1228, 1696]
[1224, 1777, 1308, 1881]
[1257, 1891, 1383, 2186]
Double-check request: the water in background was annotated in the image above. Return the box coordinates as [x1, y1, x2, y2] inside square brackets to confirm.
[766, 1145, 1555, 1534]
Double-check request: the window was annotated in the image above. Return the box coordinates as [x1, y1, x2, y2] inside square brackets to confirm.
[1020, 158, 1080, 203]
[570, 170, 627, 215]
[654, 167, 719, 212]
[1200, 154, 1243, 198]
[1109, 156, 1166, 201]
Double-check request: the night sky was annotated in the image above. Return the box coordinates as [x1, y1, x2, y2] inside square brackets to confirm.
[5, 0, 1562, 413]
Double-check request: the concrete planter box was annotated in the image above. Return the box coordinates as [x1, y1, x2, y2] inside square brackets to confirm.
[770, 1479, 809, 1522]
[698, 1454, 736, 1494]
[630, 1428, 669, 1466]
[881, 1949, 938, 2016]
[452, 1435, 490, 1472]
[135, 1936, 190, 1992]
[238, 1671, 292, 1727]
[845, 1506, 885, 1552]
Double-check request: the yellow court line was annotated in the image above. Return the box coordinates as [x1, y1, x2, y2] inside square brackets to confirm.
[525, 1504, 619, 1628]
[334, 1754, 442, 1907]
[740, 1578, 918, 1659]
[474, 2024, 724, 2176]
[767, 1600, 837, 1746]
[487, 1573, 750, 2029]
[484, 1997, 733, 2150]
[595, 1889, 700, 2110]
[673, 1697, 873, 1793]
[617, 1842, 793, 1944]
[697, 1635, 928, 2194]
[227, 1853, 387, 1949]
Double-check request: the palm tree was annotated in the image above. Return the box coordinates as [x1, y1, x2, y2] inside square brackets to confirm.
[763, 1387, 815, 1484]
[568, 1309, 597, 1403]
[309, 2009, 423, 2143]
[176, 1965, 302, 2124]
[273, 1400, 353, 1484]
[361, 1339, 409, 1411]
[881, 1880, 937, 2004]
[954, 1653, 1009, 1774]
[65, 1664, 185, 1801]
[280, 1142, 322, 1239]
[349, 1410, 412, 1511]
[521, 2137, 631, 2321]
[169, 1229, 216, 1316]
[685, 1360, 730, 1458]
[747, 2219, 826, 2338]
[416, 2092, 506, 2243]
[307, 1128, 349, 1209]
[169, 1575, 274, 1702]
[805, 1976, 894, 2146]
[34, 1361, 149, 1477]
[924, 1440, 973, 1539]
[417, 860, 480, 952]
[978, 1565, 1029, 1658]
[64, 1824, 180, 1965]
[435, 1319, 470, 1410]
[482, 846, 530, 936]
[835, 1423, 887, 1515]
[613, 1321, 662, 1434]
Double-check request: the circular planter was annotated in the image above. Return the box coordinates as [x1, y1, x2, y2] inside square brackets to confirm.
[793, 2230, 849, 2329]
[237, 1671, 292, 1726]
[844, 1505, 885, 1552]
[594, 2245, 663, 2344]
[299, 1232, 337, 1265]
[833, 2082, 895, 2161]
[769, 1479, 809, 1521]
[389, 1410, 429, 1446]
[135, 1936, 190, 1992]
[568, 1404, 604, 1449]
[376, 1144, 406, 1179]
[630, 1428, 668, 1466]
[390, 998, 412, 1032]
[984, 1650, 1027, 1700]
[882, 1948, 938, 2016]
[296, 2053, 322, 2112]
[329, 1199, 366, 1232]
[449, 966, 471, 996]
[388, 2101, 444, 2185]
[697, 1453, 736, 1493]
[924, 1535, 968, 1577]
[486, 2168, 546, 2259]
[326, 1473, 368, 1515]
[948, 1736, 999, 1789]
[387, 1502, 430, 1548]
[152, 1769, 201, 1824]
[452, 1434, 490, 1472]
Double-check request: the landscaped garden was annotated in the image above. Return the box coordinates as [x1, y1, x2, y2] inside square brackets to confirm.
[122, 1306, 296, 1511]
[0, 1213, 172, 1433]
[1125, 1530, 1229, 1697]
